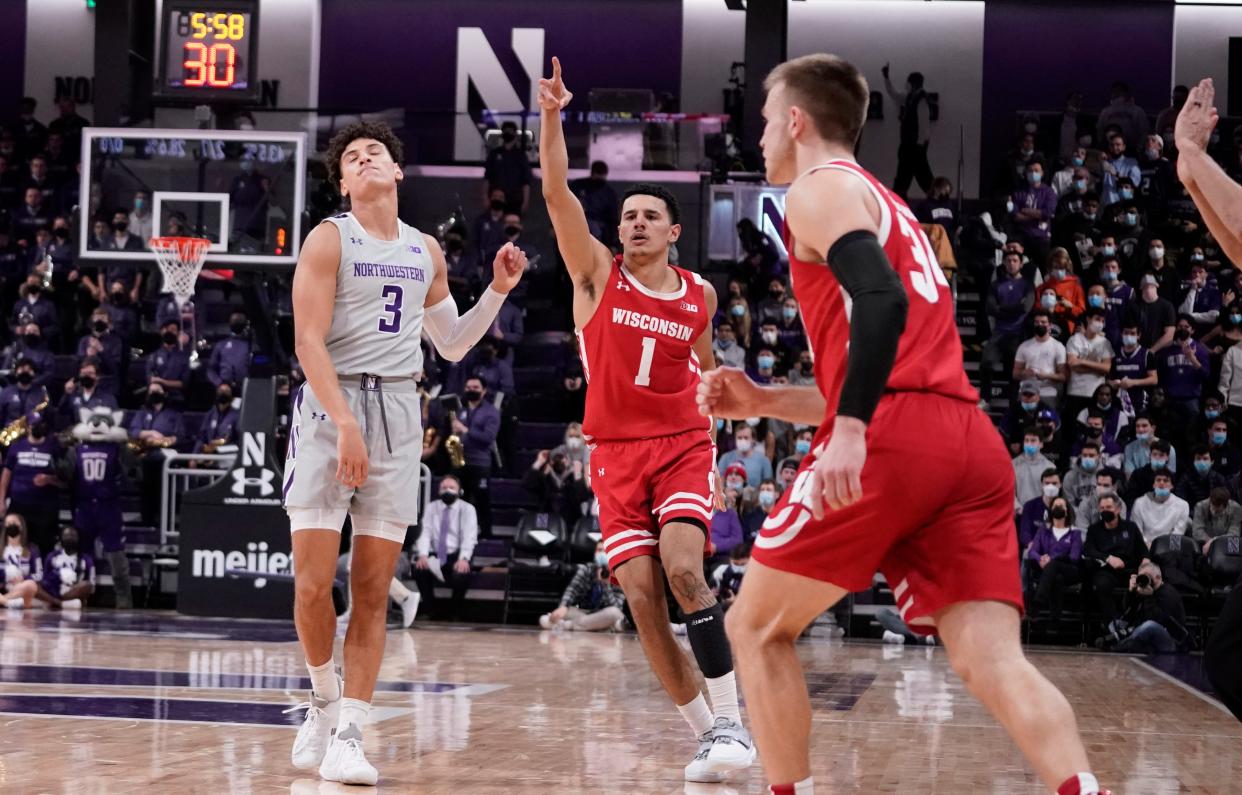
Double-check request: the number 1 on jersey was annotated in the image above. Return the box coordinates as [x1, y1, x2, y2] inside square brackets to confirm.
[634, 336, 656, 387]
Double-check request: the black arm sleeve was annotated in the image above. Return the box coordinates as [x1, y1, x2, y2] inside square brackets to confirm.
[826, 230, 910, 424]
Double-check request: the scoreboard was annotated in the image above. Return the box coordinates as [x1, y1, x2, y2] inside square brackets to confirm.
[156, 0, 260, 103]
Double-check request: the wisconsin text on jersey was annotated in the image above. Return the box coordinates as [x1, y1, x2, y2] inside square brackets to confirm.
[351, 261, 427, 281]
[610, 307, 696, 341]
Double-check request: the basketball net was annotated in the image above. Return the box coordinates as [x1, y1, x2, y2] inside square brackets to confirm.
[149, 236, 210, 311]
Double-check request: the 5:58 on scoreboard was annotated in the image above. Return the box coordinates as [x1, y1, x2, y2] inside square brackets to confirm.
[155, 0, 261, 104]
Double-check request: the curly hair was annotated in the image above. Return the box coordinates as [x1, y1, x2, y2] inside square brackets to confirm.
[324, 121, 405, 192]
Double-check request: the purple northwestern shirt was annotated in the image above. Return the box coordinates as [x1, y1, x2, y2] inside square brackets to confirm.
[4, 436, 60, 507]
[1026, 523, 1084, 562]
[72, 441, 123, 502]
[1011, 183, 1058, 241]
[1157, 340, 1210, 400]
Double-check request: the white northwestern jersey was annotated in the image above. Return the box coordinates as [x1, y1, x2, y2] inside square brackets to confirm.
[321, 212, 434, 376]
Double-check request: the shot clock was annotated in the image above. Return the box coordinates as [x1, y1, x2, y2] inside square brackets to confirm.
[156, 0, 260, 102]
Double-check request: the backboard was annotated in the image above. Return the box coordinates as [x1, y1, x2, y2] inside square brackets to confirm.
[80, 127, 306, 267]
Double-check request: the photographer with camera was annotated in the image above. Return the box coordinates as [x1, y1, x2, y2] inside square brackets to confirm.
[1103, 561, 1190, 653]
[539, 539, 626, 632]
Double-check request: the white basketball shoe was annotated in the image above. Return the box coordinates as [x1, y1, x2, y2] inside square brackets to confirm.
[704, 716, 756, 774]
[286, 675, 342, 770]
[318, 723, 379, 785]
[400, 591, 421, 628]
[684, 728, 725, 783]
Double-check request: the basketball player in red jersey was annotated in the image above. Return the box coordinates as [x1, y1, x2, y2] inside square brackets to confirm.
[539, 57, 754, 782]
[697, 55, 1109, 795]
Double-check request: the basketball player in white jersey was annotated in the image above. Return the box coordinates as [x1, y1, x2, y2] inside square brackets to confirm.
[284, 121, 525, 785]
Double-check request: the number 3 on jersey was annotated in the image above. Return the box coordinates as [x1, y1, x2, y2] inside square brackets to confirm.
[634, 337, 656, 387]
[894, 206, 949, 304]
[378, 284, 403, 333]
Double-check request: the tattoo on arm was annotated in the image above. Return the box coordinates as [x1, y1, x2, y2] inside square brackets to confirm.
[670, 571, 717, 611]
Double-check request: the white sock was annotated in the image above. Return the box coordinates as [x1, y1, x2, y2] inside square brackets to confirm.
[388, 578, 413, 604]
[306, 658, 340, 701]
[677, 692, 715, 737]
[706, 670, 741, 723]
[61, 599, 82, 609]
[337, 697, 370, 734]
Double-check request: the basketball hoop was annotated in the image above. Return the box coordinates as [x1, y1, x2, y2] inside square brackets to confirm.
[149, 236, 211, 311]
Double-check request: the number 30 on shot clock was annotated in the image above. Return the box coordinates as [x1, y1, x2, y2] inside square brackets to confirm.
[157, 0, 260, 102]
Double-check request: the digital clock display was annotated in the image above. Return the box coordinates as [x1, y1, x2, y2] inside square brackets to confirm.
[159, 1, 259, 100]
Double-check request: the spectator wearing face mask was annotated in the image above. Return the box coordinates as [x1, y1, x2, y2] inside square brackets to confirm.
[717, 425, 772, 488]
[999, 133, 1041, 195]
[0, 513, 41, 609]
[207, 312, 252, 392]
[1063, 442, 1104, 508]
[978, 251, 1033, 409]
[1123, 415, 1175, 477]
[551, 422, 589, 473]
[1096, 253, 1132, 328]
[192, 385, 240, 455]
[439, 228, 479, 304]
[1018, 468, 1062, 550]
[742, 479, 780, 539]
[483, 121, 532, 214]
[102, 281, 139, 344]
[716, 542, 751, 608]
[474, 187, 511, 268]
[0, 409, 62, 552]
[13, 188, 50, 247]
[1013, 429, 1054, 510]
[1009, 161, 1058, 267]
[788, 350, 815, 387]
[11, 278, 58, 342]
[1206, 419, 1242, 478]
[709, 488, 745, 561]
[37, 524, 94, 610]
[57, 359, 117, 431]
[722, 461, 748, 496]
[752, 320, 793, 373]
[128, 384, 182, 526]
[106, 209, 145, 253]
[1125, 438, 1176, 504]
[1109, 321, 1157, 415]
[0, 357, 49, 428]
[725, 297, 753, 347]
[540, 540, 626, 632]
[1191, 487, 1242, 557]
[1140, 239, 1179, 303]
[914, 176, 958, 234]
[1053, 154, 1090, 198]
[1064, 307, 1114, 423]
[5, 323, 55, 388]
[1075, 383, 1129, 444]
[1175, 446, 1229, 509]
[415, 475, 479, 620]
[1130, 472, 1190, 545]
[1189, 394, 1228, 448]
[748, 348, 778, 385]
[1036, 248, 1084, 332]
[451, 377, 500, 536]
[775, 297, 805, 351]
[1100, 133, 1142, 207]
[1024, 496, 1083, 622]
[1128, 274, 1177, 353]
[754, 279, 788, 326]
[448, 337, 514, 397]
[1074, 412, 1123, 470]
[128, 190, 153, 243]
[146, 320, 191, 406]
[1179, 263, 1221, 334]
[1001, 381, 1059, 455]
[1076, 469, 1128, 527]
[1158, 315, 1210, 441]
[1013, 310, 1067, 403]
[1138, 135, 1174, 224]
[1083, 493, 1148, 627]
[713, 322, 746, 370]
[77, 309, 123, 385]
[525, 448, 587, 529]
[1218, 332, 1242, 424]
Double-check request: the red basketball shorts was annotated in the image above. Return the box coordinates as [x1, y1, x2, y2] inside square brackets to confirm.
[753, 392, 1022, 630]
[590, 429, 716, 571]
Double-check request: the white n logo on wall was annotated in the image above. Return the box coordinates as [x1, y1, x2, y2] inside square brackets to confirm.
[454, 28, 545, 161]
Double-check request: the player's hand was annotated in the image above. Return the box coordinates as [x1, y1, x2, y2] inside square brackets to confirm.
[807, 417, 867, 519]
[335, 420, 369, 489]
[490, 242, 527, 294]
[533, 450, 550, 469]
[537, 56, 574, 112]
[1039, 554, 1051, 568]
[451, 416, 468, 435]
[696, 367, 763, 419]
[1175, 78, 1219, 156]
[416, 555, 431, 570]
[713, 474, 726, 512]
[550, 605, 569, 624]
[453, 558, 471, 574]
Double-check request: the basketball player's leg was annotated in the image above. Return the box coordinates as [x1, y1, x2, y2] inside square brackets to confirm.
[934, 599, 1093, 791]
[726, 561, 848, 786]
[612, 554, 701, 706]
[341, 529, 405, 703]
[291, 527, 342, 672]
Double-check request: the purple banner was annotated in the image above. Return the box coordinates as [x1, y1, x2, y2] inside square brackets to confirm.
[318, 0, 683, 164]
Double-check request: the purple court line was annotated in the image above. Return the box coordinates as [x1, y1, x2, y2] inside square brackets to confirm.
[0, 694, 310, 727]
[0, 664, 464, 693]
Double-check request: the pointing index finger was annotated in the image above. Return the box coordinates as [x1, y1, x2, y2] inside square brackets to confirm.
[552, 56, 561, 82]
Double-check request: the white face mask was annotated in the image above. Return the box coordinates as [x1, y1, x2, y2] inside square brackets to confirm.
[565, 436, 584, 451]
[761, 331, 778, 345]
[1042, 484, 1060, 499]
[729, 563, 747, 574]
[745, 417, 761, 427]
[736, 439, 755, 454]
[1089, 321, 1104, 334]
[1150, 247, 1165, 260]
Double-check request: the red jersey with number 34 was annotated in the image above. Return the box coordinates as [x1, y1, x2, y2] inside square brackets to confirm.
[578, 256, 711, 442]
[788, 160, 977, 440]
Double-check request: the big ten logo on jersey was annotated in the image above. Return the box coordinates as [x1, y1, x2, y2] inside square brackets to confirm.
[226, 432, 280, 505]
[454, 27, 545, 160]
[892, 204, 950, 304]
[679, 299, 699, 314]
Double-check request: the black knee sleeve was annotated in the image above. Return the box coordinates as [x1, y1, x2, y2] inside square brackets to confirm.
[684, 602, 733, 679]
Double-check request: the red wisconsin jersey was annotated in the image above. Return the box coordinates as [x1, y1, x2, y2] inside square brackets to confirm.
[787, 159, 977, 439]
[578, 256, 711, 442]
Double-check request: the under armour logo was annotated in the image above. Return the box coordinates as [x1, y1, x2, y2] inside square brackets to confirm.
[310, 412, 328, 421]
[616, 279, 630, 292]
[231, 468, 276, 497]
[597, 467, 605, 477]
[350, 236, 363, 246]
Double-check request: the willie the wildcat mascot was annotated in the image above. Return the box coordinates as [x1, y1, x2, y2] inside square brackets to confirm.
[69, 407, 131, 608]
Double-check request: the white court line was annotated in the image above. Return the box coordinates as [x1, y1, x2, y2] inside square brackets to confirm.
[1129, 657, 1234, 717]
